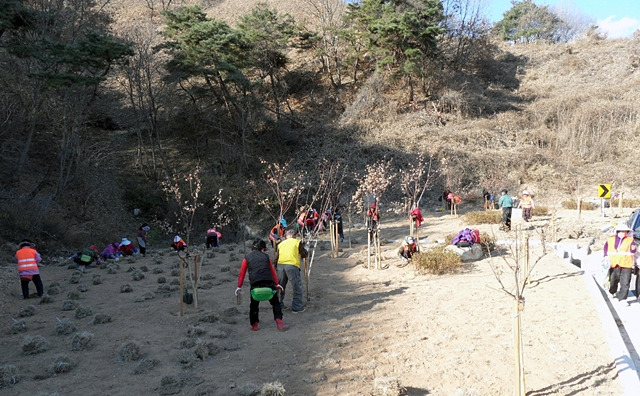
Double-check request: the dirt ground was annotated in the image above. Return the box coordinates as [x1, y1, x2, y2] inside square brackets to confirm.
[0, 205, 631, 395]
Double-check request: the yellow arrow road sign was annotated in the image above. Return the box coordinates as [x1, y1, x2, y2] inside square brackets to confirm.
[598, 184, 611, 199]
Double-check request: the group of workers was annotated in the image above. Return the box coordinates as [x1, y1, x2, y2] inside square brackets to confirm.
[15, 223, 223, 299]
[294, 206, 344, 241]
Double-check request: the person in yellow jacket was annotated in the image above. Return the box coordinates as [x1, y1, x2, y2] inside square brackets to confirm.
[274, 229, 308, 313]
[604, 223, 637, 302]
[517, 190, 534, 222]
[14, 239, 44, 299]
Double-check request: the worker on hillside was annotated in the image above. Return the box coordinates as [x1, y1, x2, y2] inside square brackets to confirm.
[482, 189, 492, 210]
[171, 235, 187, 252]
[15, 239, 44, 299]
[136, 223, 150, 256]
[72, 245, 103, 271]
[604, 223, 638, 302]
[275, 229, 308, 313]
[333, 207, 344, 243]
[118, 238, 138, 256]
[206, 227, 222, 249]
[498, 189, 513, 231]
[366, 202, 380, 233]
[269, 218, 287, 249]
[517, 190, 535, 222]
[410, 207, 424, 228]
[101, 242, 121, 261]
[398, 236, 418, 264]
[235, 238, 288, 331]
[296, 206, 308, 236]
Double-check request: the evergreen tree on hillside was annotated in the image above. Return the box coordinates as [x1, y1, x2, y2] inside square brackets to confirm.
[237, 4, 298, 121]
[494, 0, 566, 44]
[1, 0, 132, 182]
[345, 0, 445, 102]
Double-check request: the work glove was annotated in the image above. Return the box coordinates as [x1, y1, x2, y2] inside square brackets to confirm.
[275, 284, 283, 292]
[235, 287, 242, 296]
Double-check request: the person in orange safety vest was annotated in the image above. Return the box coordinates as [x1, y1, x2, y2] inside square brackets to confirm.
[517, 190, 535, 222]
[604, 223, 637, 302]
[15, 239, 44, 299]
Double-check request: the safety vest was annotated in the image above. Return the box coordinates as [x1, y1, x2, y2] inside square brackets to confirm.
[297, 211, 307, 226]
[16, 247, 39, 273]
[520, 196, 533, 209]
[270, 225, 284, 241]
[277, 238, 300, 268]
[606, 235, 635, 268]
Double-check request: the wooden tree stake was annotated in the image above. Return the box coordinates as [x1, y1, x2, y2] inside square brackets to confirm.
[513, 299, 526, 396]
[179, 258, 184, 317]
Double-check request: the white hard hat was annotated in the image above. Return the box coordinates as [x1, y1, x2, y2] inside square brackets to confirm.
[522, 190, 529, 195]
[174, 235, 181, 243]
[614, 223, 632, 232]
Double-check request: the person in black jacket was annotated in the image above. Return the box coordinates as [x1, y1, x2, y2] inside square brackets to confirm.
[235, 239, 288, 331]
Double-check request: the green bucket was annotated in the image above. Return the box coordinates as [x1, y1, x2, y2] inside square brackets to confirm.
[251, 287, 276, 301]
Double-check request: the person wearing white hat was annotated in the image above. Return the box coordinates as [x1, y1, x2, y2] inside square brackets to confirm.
[118, 238, 138, 256]
[170, 235, 187, 252]
[398, 236, 418, 264]
[517, 190, 535, 222]
[604, 223, 637, 302]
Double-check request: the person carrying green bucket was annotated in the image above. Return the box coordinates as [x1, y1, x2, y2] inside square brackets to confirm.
[236, 238, 289, 331]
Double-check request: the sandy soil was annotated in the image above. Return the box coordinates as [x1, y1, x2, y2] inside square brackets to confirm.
[0, 206, 630, 395]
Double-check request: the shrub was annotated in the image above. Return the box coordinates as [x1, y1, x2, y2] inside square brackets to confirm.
[479, 233, 498, 254]
[71, 331, 94, 351]
[260, 381, 286, 396]
[75, 306, 93, 319]
[186, 325, 206, 338]
[464, 210, 501, 224]
[532, 206, 549, 216]
[22, 335, 48, 355]
[11, 320, 26, 334]
[119, 342, 141, 361]
[91, 313, 112, 325]
[55, 319, 77, 335]
[52, 354, 75, 374]
[620, 198, 640, 208]
[412, 248, 462, 275]
[561, 200, 597, 210]
[132, 357, 159, 375]
[0, 364, 18, 387]
[18, 306, 35, 317]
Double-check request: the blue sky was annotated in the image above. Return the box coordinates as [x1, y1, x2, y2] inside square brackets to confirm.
[484, 0, 640, 38]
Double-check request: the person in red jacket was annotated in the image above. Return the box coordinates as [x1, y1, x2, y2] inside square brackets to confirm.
[235, 239, 288, 331]
[206, 227, 222, 249]
[15, 239, 44, 299]
[366, 202, 380, 232]
[118, 238, 138, 256]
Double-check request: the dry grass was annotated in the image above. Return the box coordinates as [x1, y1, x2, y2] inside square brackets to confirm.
[21, 335, 48, 355]
[412, 247, 463, 275]
[464, 210, 501, 224]
[0, 364, 18, 387]
[71, 331, 94, 351]
[562, 201, 598, 210]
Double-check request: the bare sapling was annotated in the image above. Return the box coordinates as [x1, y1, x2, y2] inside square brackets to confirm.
[163, 167, 204, 314]
[401, 153, 437, 245]
[351, 159, 394, 269]
[488, 227, 544, 396]
[296, 159, 348, 300]
[259, 159, 304, 229]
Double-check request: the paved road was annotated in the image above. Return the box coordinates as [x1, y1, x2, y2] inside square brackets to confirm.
[582, 254, 640, 395]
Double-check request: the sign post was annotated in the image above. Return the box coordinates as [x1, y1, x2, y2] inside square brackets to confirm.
[598, 184, 611, 217]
